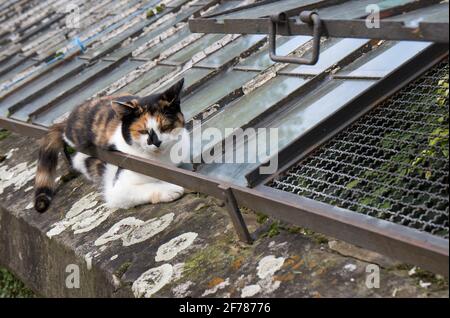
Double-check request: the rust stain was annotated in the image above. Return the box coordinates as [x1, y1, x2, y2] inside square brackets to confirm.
[274, 273, 295, 282]
[208, 277, 225, 289]
[232, 258, 243, 271]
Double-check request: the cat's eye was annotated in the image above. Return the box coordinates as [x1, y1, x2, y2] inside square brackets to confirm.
[138, 129, 148, 134]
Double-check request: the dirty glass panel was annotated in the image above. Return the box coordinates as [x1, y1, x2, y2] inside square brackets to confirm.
[216, 0, 318, 19]
[110, 3, 199, 59]
[0, 58, 86, 117]
[237, 36, 311, 70]
[137, 67, 212, 96]
[10, 60, 114, 121]
[33, 60, 144, 126]
[281, 38, 369, 75]
[117, 65, 175, 95]
[202, 0, 245, 15]
[165, 34, 226, 64]
[387, 3, 448, 25]
[82, 0, 163, 59]
[191, 75, 307, 159]
[195, 35, 266, 69]
[136, 27, 191, 59]
[317, 0, 419, 19]
[337, 41, 431, 78]
[197, 79, 376, 185]
[182, 70, 256, 120]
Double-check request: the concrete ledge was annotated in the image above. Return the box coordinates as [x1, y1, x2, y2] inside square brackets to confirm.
[0, 133, 448, 297]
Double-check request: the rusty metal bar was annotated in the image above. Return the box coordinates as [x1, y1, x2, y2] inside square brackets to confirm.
[269, 11, 322, 65]
[189, 1, 449, 43]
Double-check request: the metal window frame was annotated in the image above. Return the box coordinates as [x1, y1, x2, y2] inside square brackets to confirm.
[189, 0, 449, 43]
[0, 43, 449, 277]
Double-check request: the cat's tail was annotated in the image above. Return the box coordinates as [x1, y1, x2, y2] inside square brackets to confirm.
[34, 122, 65, 213]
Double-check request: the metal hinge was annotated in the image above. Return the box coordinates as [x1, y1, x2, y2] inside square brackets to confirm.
[269, 11, 323, 65]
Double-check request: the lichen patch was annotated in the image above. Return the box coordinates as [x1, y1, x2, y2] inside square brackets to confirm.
[241, 284, 261, 298]
[94, 213, 174, 249]
[46, 192, 116, 238]
[257, 255, 285, 279]
[155, 232, 198, 262]
[0, 161, 36, 195]
[132, 263, 173, 298]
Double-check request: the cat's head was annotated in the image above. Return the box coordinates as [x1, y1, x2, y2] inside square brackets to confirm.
[112, 78, 186, 154]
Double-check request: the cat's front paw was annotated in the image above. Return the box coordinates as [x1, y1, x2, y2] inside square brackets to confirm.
[151, 185, 184, 203]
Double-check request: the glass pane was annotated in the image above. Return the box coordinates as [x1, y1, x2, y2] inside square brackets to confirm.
[195, 35, 266, 68]
[0, 59, 85, 116]
[32, 60, 144, 126]
[337, 41, 431, 78]
[282, 38, 369, 75]
[110, 3, 198, 59]
[237, 36, 311, 70]
[136, 27, 191, 59]
[165, 34, 226, 64]
[137, 67, 212, 96]
[191, 75, 308, 158]
[118, 65, 175, 94]
[197, 79, 376, 185]
[11, 61, 113, 121]
[182, 70, 256, 120]
[217, 0, 317, 19]
[0, 56, 35, 84]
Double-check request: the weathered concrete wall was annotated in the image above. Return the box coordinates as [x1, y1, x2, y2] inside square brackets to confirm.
[0, 132, 448, 297]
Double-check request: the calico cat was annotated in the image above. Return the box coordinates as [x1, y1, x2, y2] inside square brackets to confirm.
[34, 78, 188, 213]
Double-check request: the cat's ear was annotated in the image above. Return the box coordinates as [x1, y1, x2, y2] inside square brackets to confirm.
[161, 78, 184, 105]
[111, 97, 141, 118]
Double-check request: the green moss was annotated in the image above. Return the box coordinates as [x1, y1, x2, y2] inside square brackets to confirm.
[0, 129, 11, 141]
[114, 262, 132, 279]
[256, 212, 268, 224]
[410, 267, 448, 289]
[184, 234, 248, 280]
[0, 268, 35, 298]
[146, 10, 155, 18]
[262, 221, 281, 238]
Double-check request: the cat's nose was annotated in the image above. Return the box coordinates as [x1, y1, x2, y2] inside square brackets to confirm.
[147, 129, 162, 147]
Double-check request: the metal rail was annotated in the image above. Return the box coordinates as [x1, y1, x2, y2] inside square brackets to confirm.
[0, 114, 448, 276]
[189, 0, 449, 43]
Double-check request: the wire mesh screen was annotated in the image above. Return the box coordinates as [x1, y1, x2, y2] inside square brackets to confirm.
[269, 60, 449, 238]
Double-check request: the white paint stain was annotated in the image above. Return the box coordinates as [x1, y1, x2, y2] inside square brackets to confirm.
[85, 254, 93, 271]
[132, 264, 173, 298]
[110, 255, 118, 261]
[172, 281, 193, 298]
[344, 263, 357, 272]
[122, 213, 174, 247]
[155, 232, 197, 262]
[257, 255, 285, 279]
[0, 161, 36, 195]
[419, 280, 431, 288]
[94, 217, 144, 246]
[46, 192, 116, 238]
[172, 263, 185, 281]
[241, 284, 261, 298]
[94, 213, 174, 248]
[259, 277, 281, 294]
[202, 278, 230, 297]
